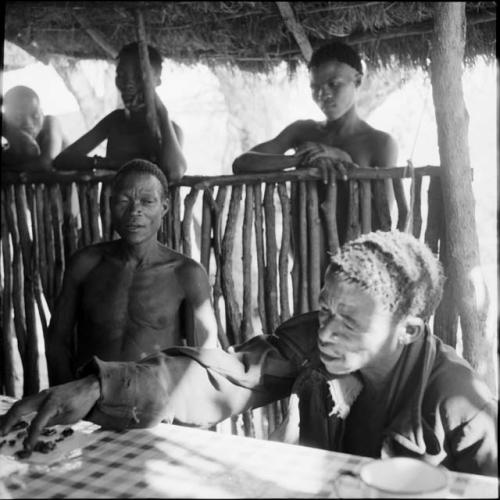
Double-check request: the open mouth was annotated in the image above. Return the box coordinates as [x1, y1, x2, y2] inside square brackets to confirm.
[319, 351, 345, 364]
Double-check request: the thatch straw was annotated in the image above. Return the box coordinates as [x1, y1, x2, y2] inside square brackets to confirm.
[4, 1, 495, 73]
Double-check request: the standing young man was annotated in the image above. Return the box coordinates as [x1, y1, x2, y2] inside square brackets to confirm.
[53, 43, 186, 183]
[233, 41, 408, 269]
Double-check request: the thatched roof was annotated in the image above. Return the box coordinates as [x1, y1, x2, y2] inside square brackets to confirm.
[3, 1, 497, 72]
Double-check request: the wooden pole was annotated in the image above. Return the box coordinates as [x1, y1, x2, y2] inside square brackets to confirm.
[264, 183, 279, 334]
[253, 184, 267, 333]
[241, 185, 254, 339]
[430, 2, 489, 376]
[1, 198, 16, 396]
[212, 186, 230, 350]
[275, 2, 313, 63]
[134, 8, 160, 149]
[277, 183, 291, 323]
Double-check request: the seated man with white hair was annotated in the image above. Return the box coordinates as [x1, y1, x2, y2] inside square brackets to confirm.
[1, 231, 497, 477]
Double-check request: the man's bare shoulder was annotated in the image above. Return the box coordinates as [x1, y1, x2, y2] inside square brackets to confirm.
[67, 241, 118, 282]
[358, 121, 395, 144]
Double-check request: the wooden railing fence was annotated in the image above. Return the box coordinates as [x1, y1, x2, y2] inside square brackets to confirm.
[0, 166, 449, 438]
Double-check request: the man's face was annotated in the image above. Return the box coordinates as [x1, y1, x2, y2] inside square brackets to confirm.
[317, 273, 400, 376]
[115, 55, 160, 113]
[111, 172, 168, 245]
[5, 95, 44, 138]
[310, 60, 361, 121]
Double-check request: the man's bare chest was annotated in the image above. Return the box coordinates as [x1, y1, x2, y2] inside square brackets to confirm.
[80, 263, 183, 323]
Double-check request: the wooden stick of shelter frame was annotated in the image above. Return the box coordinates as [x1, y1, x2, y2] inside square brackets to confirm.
[1, 199, 16, 396]
[134, 8, 160, 149]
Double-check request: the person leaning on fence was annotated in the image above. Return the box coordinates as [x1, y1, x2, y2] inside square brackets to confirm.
[44, 158, 219, 386]
[2, 85, 68, 172]
[232, 41, 408, 264]
[1, 231, 496, 477]
[52, 42, 186, 183]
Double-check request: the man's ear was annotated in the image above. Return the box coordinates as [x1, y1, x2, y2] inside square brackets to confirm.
[161, 197, 169, 216]
[397, 316, 425, 346]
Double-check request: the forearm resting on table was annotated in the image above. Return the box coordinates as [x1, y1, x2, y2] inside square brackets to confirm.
[79, 336, 298, 430]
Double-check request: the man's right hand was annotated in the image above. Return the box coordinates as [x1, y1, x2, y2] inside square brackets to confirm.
[0, 375, 101, 450]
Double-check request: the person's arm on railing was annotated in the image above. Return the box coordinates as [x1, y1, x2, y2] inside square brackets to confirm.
[52, 112, 120, 171]
[232, 121, 307, 174]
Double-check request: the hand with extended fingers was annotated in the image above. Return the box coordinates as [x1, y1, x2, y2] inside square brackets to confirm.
[295, 141, 359, 183]
[0, 375, 101, 451]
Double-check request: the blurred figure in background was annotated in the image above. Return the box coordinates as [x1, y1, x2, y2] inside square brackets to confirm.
[2, 85, 68, 172]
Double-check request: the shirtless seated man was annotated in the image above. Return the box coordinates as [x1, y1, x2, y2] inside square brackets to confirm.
[53, 42, 186, 183]
[233, 41, 408, 272]
[46, 158, 218, 386]
[2, 85, 68, 172]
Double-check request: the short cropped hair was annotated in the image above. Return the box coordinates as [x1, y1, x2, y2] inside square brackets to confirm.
[112, 159, 169, 200]
[4, 85, 40, 106]
[309, 41, 363, 75]
[326, 231, 445, 320]
[117, 42, 163, 74]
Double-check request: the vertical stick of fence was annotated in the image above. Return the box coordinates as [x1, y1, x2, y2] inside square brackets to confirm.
[346, 180, 361, 242]
[212, 186, 230, 350]
[412, 174, 423, 238]
[372, 179, 392, 231]
[253, 184, 267, 333]
[99, 183, 112, 242]
[14, 185, 40, 395]
[200, 189, 213, 273]
[359, 180, 372, 234]
[50, 184, 65, 297]
[43, 186, 56, 310]
[241, 185, 254, 339]
[27, 185, 48, 338]
[35, 186, 49, 298]
[320, 181, 340, 258]
[1, 198, 15, 396]
[77, 183, 91, 248]
[424, 176, 442, 253]
[264, 183, 279, 334]
[88, 183, 101, 243]
[5, 186, 27, 381]
[298, 182, 309, 313]
[289, 186, 300, 317]
[221, 185, 243, 345]
[277, 182, 291, 323]
[306, 181, 321, 310]
[64, 184, 79, 256]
